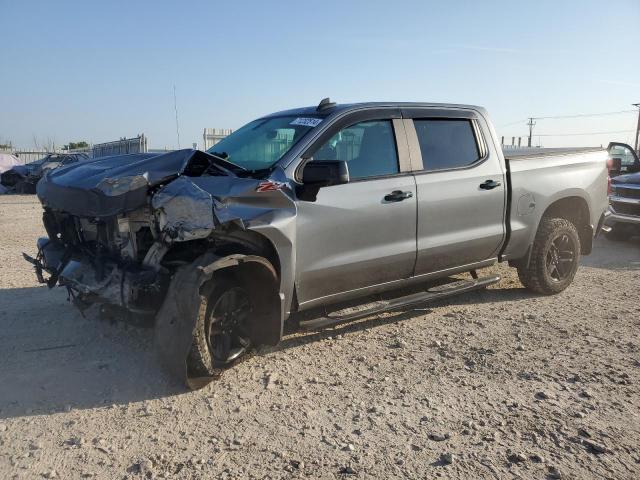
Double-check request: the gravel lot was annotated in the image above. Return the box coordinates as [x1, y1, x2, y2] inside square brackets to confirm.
[1, 194, 639, 479]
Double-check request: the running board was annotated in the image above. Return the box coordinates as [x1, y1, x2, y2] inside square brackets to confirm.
[298, 275, 501, 331]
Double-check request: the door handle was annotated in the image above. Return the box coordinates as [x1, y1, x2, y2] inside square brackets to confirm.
[384, 190, 413, 202]
[479, 180, 501, 190]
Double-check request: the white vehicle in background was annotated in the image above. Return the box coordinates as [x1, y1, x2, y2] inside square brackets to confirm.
[0, 153, 22, 194]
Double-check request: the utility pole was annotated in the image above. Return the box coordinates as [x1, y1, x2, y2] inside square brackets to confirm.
[527, 117, 536, 147]
[633, 103, 640, 153]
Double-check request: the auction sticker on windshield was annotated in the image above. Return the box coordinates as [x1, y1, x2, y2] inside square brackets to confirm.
[290, 118, 323, 127]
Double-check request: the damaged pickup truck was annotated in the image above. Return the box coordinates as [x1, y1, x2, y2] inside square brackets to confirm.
[26, 99, 610, 388]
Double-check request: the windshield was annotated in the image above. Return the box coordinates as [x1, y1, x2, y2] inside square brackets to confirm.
[207, 115, 324, 170]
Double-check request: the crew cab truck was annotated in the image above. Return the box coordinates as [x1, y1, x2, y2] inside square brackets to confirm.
[26, 100, 609, 387]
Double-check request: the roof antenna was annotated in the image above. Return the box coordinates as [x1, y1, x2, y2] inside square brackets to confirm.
[173, 84, 181, 149]
[316, 97, 336, 111]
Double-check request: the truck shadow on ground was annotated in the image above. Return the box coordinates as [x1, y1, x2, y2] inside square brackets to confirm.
[0, 286, 183, 420]
[1, 237, 635, 420]
[278, 285, 536, 352]
[0, 282, 534, 420]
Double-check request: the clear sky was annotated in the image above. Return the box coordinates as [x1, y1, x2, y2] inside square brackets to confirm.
[2, 0, 639, 150]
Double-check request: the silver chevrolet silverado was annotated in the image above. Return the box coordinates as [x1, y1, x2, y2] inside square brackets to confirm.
[26, 99, 609, 387]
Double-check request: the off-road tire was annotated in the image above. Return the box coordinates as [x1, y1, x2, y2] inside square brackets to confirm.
[187, 274, 251, 377]
[517, 217, 581, 295]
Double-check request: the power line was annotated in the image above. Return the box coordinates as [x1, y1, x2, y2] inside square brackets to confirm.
[534, 129, 635, 137]
[498, 119, 528, 127]
[533, 109, 636, 120]
[499, 109, 636, 127]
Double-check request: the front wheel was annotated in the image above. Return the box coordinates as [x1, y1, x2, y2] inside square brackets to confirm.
[188, 274, 252, 377]
[517, 217, 581, 295]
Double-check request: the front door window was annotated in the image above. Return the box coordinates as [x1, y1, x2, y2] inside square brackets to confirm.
[313, 120, 399, 179]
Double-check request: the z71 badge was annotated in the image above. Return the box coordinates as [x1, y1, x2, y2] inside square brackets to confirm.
[256, 180, 287, 192]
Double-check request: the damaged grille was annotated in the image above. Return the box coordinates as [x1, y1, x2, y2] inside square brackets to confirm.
[40, 207, 166, 314]
[43, 208, 156, 263]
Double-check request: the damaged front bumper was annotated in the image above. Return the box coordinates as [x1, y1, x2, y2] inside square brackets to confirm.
[24, 237, 161, 314]
[25, 239, 282, 390]
[26, 149, 295, 389]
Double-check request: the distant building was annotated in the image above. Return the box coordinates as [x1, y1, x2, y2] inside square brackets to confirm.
[203, 128, 232, 150]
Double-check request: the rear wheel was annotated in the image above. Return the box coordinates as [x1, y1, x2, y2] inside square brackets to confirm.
[517, 217, 580, 295]
[188, 274, 252, 377]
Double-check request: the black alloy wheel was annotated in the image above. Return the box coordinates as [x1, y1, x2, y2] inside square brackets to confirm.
[545, 233, 576, 282]
[206, 286, 251, 366]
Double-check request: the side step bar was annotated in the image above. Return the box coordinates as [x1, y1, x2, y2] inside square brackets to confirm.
[299, 275, 501, 331]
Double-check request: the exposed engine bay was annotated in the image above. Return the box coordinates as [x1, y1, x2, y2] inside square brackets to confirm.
[25, 148, 289, 387]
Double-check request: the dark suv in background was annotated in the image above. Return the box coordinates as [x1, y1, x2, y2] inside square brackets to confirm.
[0, 152, 90, 193]
[605, 142, 640, 240]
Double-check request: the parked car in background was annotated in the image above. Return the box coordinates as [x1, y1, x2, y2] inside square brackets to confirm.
[0, 152, 90, 193]
[0, 153, 22, 194]
[605, 142, 640, 240]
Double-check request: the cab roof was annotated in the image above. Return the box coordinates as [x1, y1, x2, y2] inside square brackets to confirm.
[262, 101, 487, 119]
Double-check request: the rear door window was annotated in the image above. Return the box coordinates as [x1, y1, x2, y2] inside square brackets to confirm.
[413, 119, 481, 171]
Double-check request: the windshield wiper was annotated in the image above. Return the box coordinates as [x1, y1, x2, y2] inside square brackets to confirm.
[209, 151, 228, 159]
[206, 151, 247, 173]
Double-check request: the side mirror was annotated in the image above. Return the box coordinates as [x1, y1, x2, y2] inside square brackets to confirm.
[297, 160, 349, 201]
[301, 160, 349, 187]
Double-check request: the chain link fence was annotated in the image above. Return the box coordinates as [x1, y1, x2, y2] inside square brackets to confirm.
[3, 135, 149, 163]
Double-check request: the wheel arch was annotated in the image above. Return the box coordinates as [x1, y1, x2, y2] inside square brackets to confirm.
[211, 229, 282, 278]
[162, 228, 282, 278]
[201, 253, 282, 347]
[540, 195, 592, 255]
[509, 194, 593, 270]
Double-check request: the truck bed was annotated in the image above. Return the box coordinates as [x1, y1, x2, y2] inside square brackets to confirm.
[503, 147, 605, 159]
[501, 147, 609, 262]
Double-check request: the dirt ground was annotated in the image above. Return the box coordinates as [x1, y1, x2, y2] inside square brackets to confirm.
[0, 194, 639, 480]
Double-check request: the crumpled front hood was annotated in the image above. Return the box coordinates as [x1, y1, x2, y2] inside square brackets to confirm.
[36, 149, 235, 217]
[42, 150, 192, 190]
[612, 171, 640, 185]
